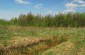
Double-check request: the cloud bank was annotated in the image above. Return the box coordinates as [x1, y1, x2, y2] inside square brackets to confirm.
[64, 0, 85, 13]
[15, 0, 31, 4]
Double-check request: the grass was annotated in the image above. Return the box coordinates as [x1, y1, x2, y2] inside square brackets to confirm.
[0, 25, 85, 55]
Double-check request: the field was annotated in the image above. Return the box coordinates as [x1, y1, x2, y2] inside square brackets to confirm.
[0, 25, 85, 55]
[0, 0, 85, 54]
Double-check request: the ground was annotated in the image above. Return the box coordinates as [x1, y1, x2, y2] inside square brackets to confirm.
[0, 25, 85, 55]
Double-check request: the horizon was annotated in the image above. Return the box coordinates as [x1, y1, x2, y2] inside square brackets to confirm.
[0, 0, 85, 20]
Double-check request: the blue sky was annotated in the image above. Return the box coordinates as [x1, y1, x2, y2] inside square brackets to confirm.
[0, 0, 85, 20]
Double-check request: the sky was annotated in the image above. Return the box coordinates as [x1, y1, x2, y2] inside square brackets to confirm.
[0, 0, 85, 20]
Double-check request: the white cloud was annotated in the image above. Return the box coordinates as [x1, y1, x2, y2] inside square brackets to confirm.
[65, 3, 78, 9]
[34, 4, 42, 9]
[64, 0, 85, 13]
[72, 0, 85, 4]
[64, 3, 78, 12]
[71, 0, 85, 7]
[15, 0, 31, 4]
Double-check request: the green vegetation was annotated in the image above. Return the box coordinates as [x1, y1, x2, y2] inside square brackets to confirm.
[0, 26, 85, 55]
[0, 12, 85, 55]
[0, 12, 85, 27]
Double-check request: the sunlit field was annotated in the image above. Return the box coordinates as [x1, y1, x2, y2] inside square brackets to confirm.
[0, 13, 85, 55]
[0, 0, 85, 55]
[0, 25, 85, 55]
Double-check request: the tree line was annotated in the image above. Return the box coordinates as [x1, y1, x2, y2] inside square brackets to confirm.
[0, 12, 85, 27]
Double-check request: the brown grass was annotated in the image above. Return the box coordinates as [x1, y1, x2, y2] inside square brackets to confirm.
[0, 35, 65, 55]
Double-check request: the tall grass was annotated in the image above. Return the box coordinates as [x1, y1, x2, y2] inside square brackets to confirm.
[0, 12, 85, 27]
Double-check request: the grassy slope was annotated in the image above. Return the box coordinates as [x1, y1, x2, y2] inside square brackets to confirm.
[0, 25, 85, 55]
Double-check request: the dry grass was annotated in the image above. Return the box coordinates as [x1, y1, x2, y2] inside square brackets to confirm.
[0, 35, 65, 55]
[6, 37, 47, 49]
[0, 26, 85, 55]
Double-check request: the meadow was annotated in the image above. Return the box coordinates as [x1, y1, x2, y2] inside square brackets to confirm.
[0, 13, 85, 55]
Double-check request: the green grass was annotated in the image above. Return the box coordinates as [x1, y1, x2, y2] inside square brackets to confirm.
[0, 26, 85, 44]
[0, 26, 85, 55]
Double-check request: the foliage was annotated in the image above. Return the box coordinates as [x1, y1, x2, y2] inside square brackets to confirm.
[0, 12, 85, 27]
